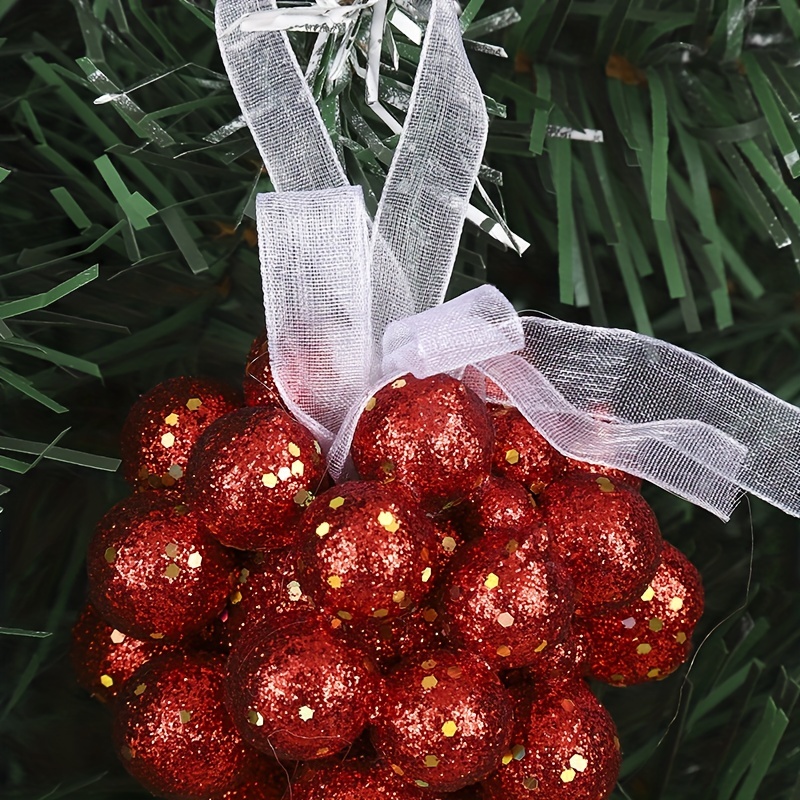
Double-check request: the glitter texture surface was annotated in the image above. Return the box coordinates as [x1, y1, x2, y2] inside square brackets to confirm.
[482, 679, 620, 800]
[289, 761, 448, 800]
[120, 376, 238, 492]
[575, 541, 704, 686]
[525, 623, 591, 682]
[488, 405, 567, 494]
[70, 603, 171, 700]
[540, 475, 663, 613]
[214, 753, 290, 800]
[441, 529, 574, 670]
[351, 374, 493, 512]
[185, 407, 326, 550]
[225, 617, 381, 760]
[87, 494, 237, 641]
[113, 652, 250, 799]
[243, 332, 286, 410]
[371, 649, 513, 792]
[296, 482, 441, 627]
[226, 548, 315, 645]
[564, 459, 643, 491]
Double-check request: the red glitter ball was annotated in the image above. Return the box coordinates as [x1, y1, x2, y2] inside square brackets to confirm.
[565, 458, 642, 491]
[351, 373, 493, 512]
[488, 405, 566, 494]
[526, 623, 591, 682]
[482, 679, 621, 800]
[540, 475, 663, 613]
[341, 605, 447, 673]
[185, 407, 327, 550]
[458, 475, 545, 549]
[87, 494, 237, 642]
[226, 548, 314, 645]
[441, 529, 574, 670]
[214, 754, 290, 800]
[296, 482, 441, 627]
[290, 760, 447, 800]
[113, 651, 250, 800]
[243, 332, 285, 410]
[120, 376, 238, 492]
[225, 616, 381, 760]
[371, 649, 513, 792]
[70, 603, 170, 700]
[574, 541, 704, 686]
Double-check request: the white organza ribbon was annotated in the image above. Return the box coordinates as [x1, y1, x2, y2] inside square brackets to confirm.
[216, 0, 800, 521]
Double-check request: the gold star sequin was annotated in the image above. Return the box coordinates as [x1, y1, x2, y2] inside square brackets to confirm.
[262, 472, 278, 488]
[248, 710, 264, 726]
[560, 768, 576, 783]
[373, 608, 389, 618]
[636, 643, 652, 655]
[391, 764, 404, 776]
[294, 489, 313, 506]
[649, 618, 664, 632]
[391, 378, 407, 389]
[497, 645, 512, 658]
[441, 536, 457, 552]
[423, 608, 438, 623]
[160, 432, 175, 448]
[497, 612, 515, 628]
[421, 567, 432, 582]
[187, 552, 202, 569]
[298, 706, 314, 721]
[164, 413, 179, 426]
[446, 666, 462, 679]
[186, 398, 202, 411]
[329, 496, 345, 509]
[442, 720, 458, 737]
[641, 585, 655, 602]
[534, 640, 548, 652]
[337, 610, 352, 620]
[647, 668, 661, 679]
[365, 397, 376, 411]
[421, 675, 438, 689]
[512, 744, 526, 761]
[378, 510, 400, 533]
[179, 710, 192, 723]
[288, 442, 301, 457]
[484, 573, 500, 589]
[522, 777, 539, 790]
[610, 673, 625, 683]
[134, 683, 146, 696]
[110, 629, 126, 644]
[669, 596, 684, 611]
[392, 590, 406, 604]
[287, 581, 302, 601]
[277, 466, 292, 481]
[421, 659, 437, 670]
[505, 448, 520, 465]
[675, 631, 687, 644]
[165, 543, 179, 559]
[596, 476, 615, 492]
[104, 547, 117, 564]
[291, 460, 305, 477]
[230, 590, 243, 604]
[327, 576, 343, 588]
[316, 522, 331, 538]
[164, 563, 181, 579]
[561, 698, 575, 712]
[415, 781, 429, 788]
[570, 754, 588, 772]
[100, 674, 114, 688]
[150, 632, 164, 640]
[424, 755, 440, 768]
[502, 751, 514, 766]
[505, 539, 519, 555]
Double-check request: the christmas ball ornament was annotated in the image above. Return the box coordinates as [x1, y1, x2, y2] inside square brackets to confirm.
[113, 652, 250, 799]
[575, 541, 704, 686]
[226, 617, 381, 760]
[525, 623, 591, 682]
[441, 529, 574, 670]
[297, 482, 441, 626]
[243, 332, 285, 410]
[87, 494, 237, 641]
[226, 548, 314, 644]
[120, 376, 238, 491]
[565, 458, 642, 491]
[351, 373, 493, 512]
[185, 407, 326, 550]
[459, 475, 545, 549]
[70, 603, 170, 700]
[489, 405, 566, 494]
[371, 649, 513, 792]
[483, 679, 620, 800]
[215, 754, 289, 800]
[290, 761, 447, 800]
[540, 475, 662, 613]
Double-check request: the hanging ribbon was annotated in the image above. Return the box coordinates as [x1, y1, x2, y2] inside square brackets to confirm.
[216, 0, 800, 521]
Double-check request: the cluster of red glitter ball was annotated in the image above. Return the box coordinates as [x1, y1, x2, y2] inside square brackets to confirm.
[72, 339, 705, 800]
